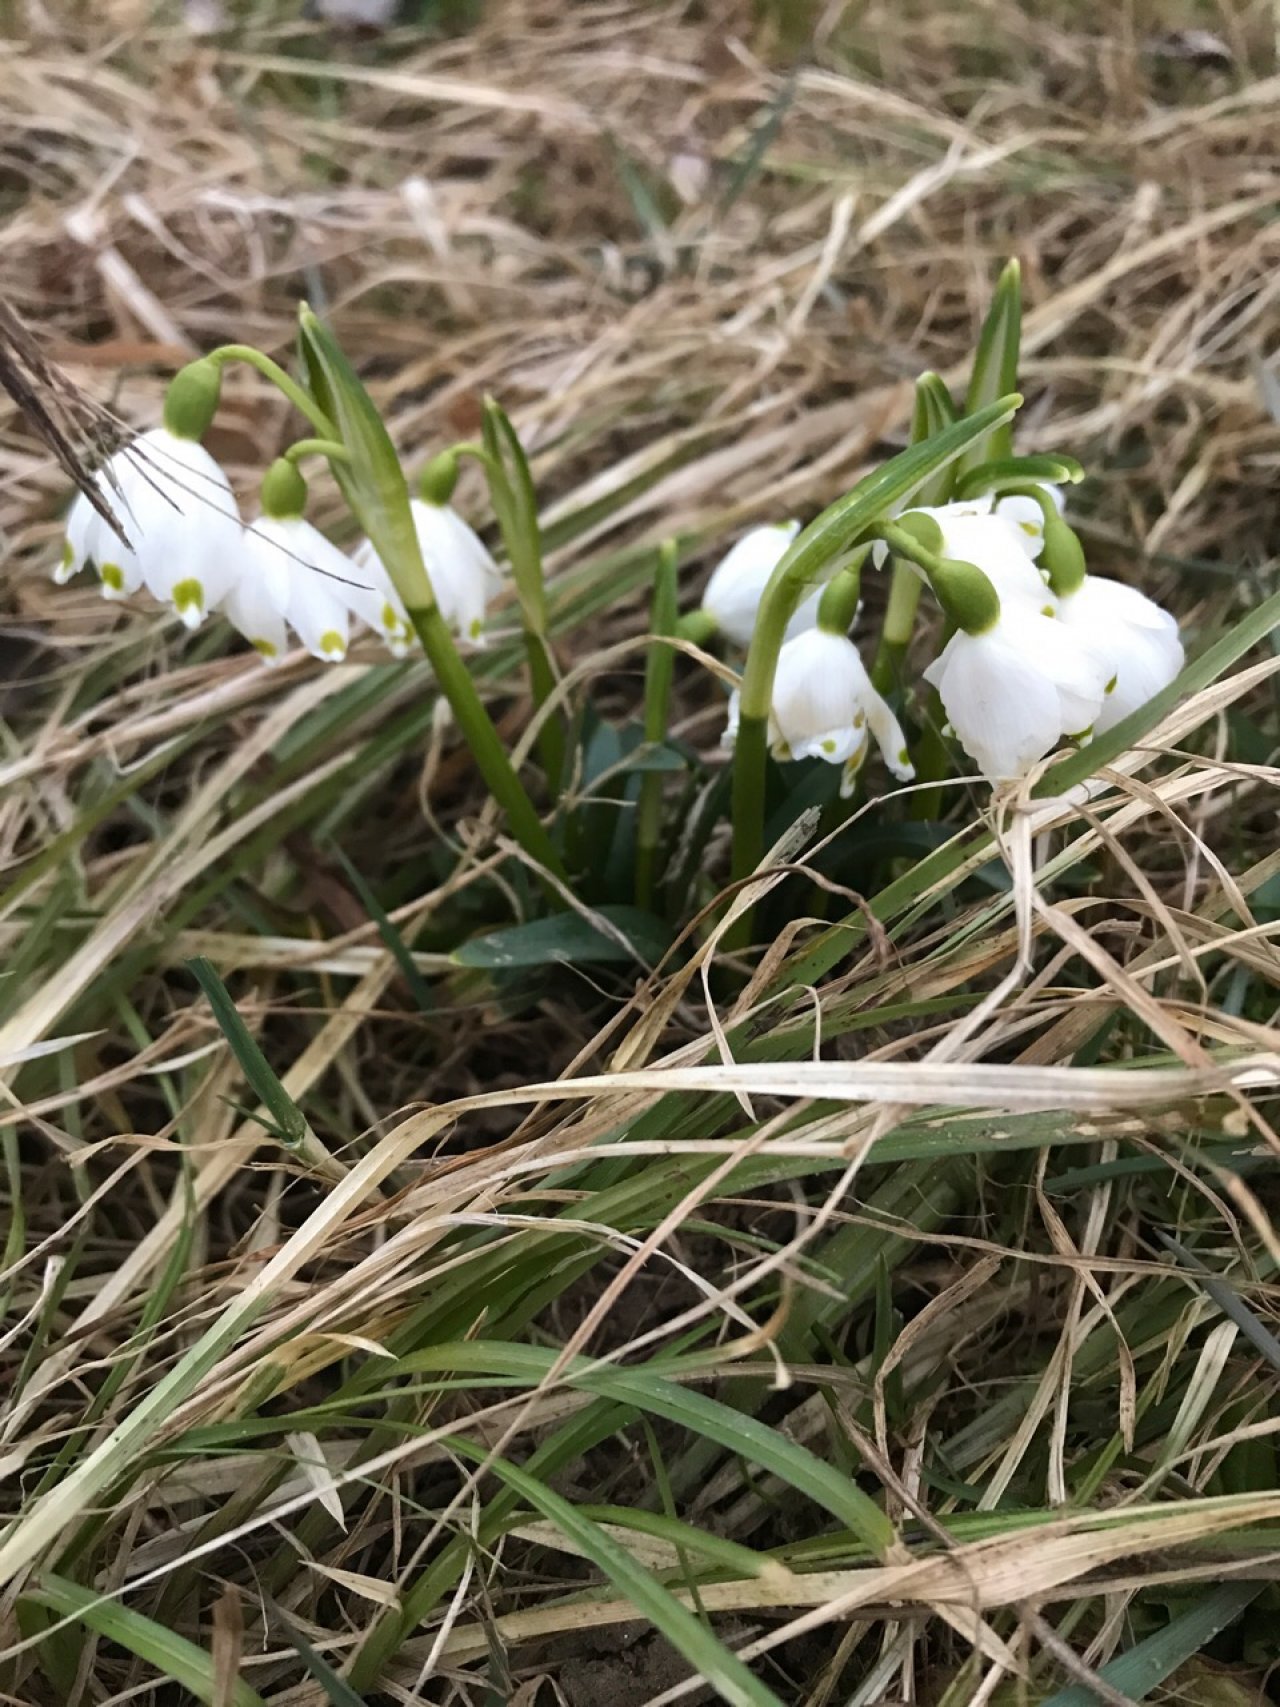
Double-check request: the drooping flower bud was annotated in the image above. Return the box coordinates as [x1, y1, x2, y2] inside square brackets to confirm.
[162, 358, 223, 442]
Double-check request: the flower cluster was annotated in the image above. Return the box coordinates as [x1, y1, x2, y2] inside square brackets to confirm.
[58, 426, 503, 666]
[703, 486, 1183, 787]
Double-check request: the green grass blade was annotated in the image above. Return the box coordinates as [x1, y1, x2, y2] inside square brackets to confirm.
[1040, 1582, 1262, 1706]
[28, 1574, 270, 1707]
[448, 1439, 785, 1707]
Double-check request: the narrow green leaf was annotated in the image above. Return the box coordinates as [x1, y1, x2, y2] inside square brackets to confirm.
[391, 1342, 896, 1556]
[326, 840, 433, 1012]
[719, 75, 795, 213]
[1155, 1231, 1280, 1374]
[273, 1605, 370, 1707]
[576, 1505, 781, 1580]
[187, 957, 307, 1148]
[453, 905, 672, 970]
[1040, 1582, 1261, 1706]
[953, 453, 1084, 500]
[28, 1575, 270, 1707]
[908, 372, 961, 506]
[448, 1440, 786, 1707]
[959, 258, 1021, 472]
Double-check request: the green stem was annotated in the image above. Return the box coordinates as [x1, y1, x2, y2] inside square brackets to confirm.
[636, 542, 679, 910]
[877, 521, 1000, 634]
[283, 437, 351, 464]
[870, 560, 923, 695]
[675, 608, 718, 647]
[815, 553, 866, 633]
[208, 345, 335, 436]
[405, 602, 566, 883]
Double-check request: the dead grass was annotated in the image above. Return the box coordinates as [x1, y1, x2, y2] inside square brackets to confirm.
[2, 1, 1280, 1703]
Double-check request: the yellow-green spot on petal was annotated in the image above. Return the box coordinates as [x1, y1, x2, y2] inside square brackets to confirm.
[100, 562, 125, 592]
[468, 617, 484, 640]
[820, 737, 836, 755]
[853, 711, 866, 728]
[172, 578, 204, 619]
[252, 638, 279, 659]
[60, 540, 75, 571]
[1105, 673, 1117, 694]
[1020, 520, 1040, 537]
[1041, 604, 1056, 618]
[381, 601, 399, 632]
[320, 629, 346, 658]
[898, 747, 910, 767]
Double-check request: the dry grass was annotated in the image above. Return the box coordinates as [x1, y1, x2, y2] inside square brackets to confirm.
[2, 1, 1280, 1703]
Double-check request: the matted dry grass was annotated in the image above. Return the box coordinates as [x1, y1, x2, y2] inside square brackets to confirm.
[2, 1, 1280, 1704]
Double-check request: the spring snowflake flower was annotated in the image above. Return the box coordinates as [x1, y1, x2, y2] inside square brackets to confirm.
[224, 514, 357, 664]
[348, 540, 414, 657]
[56, 427, 242, 627]
[725, 627, 914, 797]
[702, 522, 821, 648]
[1056, 575, 1183, 734]
[903, 502, 1052, 609]
[924, 602, 1110, 782]
[355, 499, 503, 645]
[994, 482, 1064, 554]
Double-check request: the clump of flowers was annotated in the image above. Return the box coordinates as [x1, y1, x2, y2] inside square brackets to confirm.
[48, 267, 1187, 942]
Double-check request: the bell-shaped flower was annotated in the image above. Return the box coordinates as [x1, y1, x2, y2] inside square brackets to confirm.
[702, 522, 822, 648]
[725, 627, 914, 797]
[225, 513, 356, 664]
[1056, 575, 1183, 734]
[354, 499, 502, 646]
[903, 503, 1052, 608]
[925, 602, 1110, 782]
[57, 426, 242, 627]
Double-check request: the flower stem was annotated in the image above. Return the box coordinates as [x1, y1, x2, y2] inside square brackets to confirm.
[870, 560, 923, 695]
[404, 601, 566, 883]
[283, 437, 351, 464]
[208, 345, 335, 436]
[635, 542, 678, 911]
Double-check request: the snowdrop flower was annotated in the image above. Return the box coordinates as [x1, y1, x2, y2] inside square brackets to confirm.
[925, 602, 1109, 782]
[1056, 575, 1183, 734]
[221, 459, 358, 664]
[903, 503, 1052, 609]
[725, 627, 914, 797]
[702, 522, 821, 648]
[354, 496, 503, 647]
[57, 425, 242, 627]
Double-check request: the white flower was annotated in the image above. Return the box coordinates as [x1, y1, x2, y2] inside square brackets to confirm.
[224, 516, 357, 664]
[702, 522, 821, 648]
[348, 539, 414, 657]
[724, 628, 914, 797]
[924, 604, 1110, 782]
[57, 427, 242, 627]
[1056, 575, 1183, 734]
[994, 482, 1064, 554]
[904, 503, 1052, 608]
[353, 500, 502, 646]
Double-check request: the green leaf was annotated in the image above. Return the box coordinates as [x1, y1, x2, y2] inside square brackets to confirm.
[1040, 1582, 1261, 1706]
[959, 258, 1021, 473]
[447, 1440, 786, 1707]
[453, 905, 672, 969]
[953, 453, 1084, 500]
[187, 957, 307, 1148]
[273, 1605, 371, 1707]
[909, 372, 960, 506]
[391, 1341, 897, 1557]
[28, 1575, 269, 1707]
[326, 839, 433, 1012]
[781, 392, 1022, 595]
[296, 307, 433, 611]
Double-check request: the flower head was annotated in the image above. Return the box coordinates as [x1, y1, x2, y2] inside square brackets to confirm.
[702, 522, 819, 648]
[224, 515, 356, 664]
[725, 627, 914, 797]
[924, 603, 1109, 781]
[903, 502, 1052, 610]
[58, 427, 242, 627]
[355, 499, 502, 646]
[1056, 575, 1183, 734]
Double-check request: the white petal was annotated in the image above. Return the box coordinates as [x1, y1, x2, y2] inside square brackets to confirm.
[926, 628, 1066, 781]
[222, 572, 290, 664]
[108, 429, 242, 624]
[702, 522, 800, 648]
[412, 500, 503, 644]
[246, 517, 352, 661]
[57, 492, 100, 583]
[863, 691, 914, 781]
[347, 539, 414, 654]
